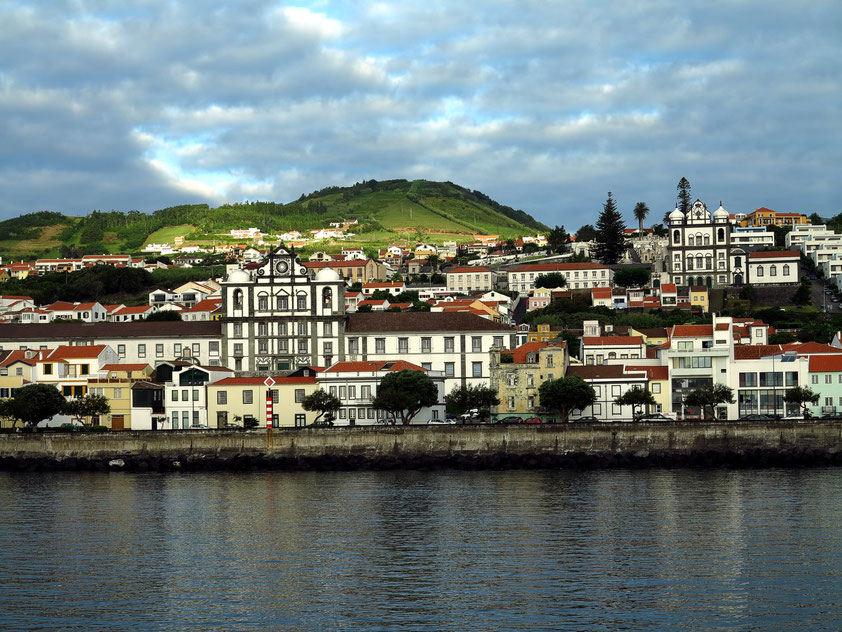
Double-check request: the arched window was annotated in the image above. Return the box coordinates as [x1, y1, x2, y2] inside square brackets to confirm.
[688, 236, 694, 246]
[770, 265, 777, 277]
[735, 257, 742, 268]
[757, 266, 764, 277]
[705, 255, 712, 270]
[673, 230, 680, 244]
[687, 258, 694, 270]
[696, 233, 703, 245]
[703, 235, 710, 245]
[233, 290, 243, 309]
[257, 293, 268, 311]
[608, 352, 616, 359]
[322, 287, 332, 308]
[783, 264, 790, 276]
[696, 255, 703, 269]
[718, 227, 725, 241]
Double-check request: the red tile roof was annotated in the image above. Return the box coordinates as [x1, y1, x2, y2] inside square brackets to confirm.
[324, 360, 427, 373]
[660, 284, 677, 293]
[446, 266, 492, 273]
[625, 364, 669, 380]
[733, 345, 783, 360]
[809, 355, 842, 373]
[748, 250, 800, 259]
[671, 325, 713, 338]
[501, 342, 548, 363]
[102, 363, 149, 371]
[510, 262, 609, 272]
[591, 288, 612, 299]
[44, 344, 107, 360]
[212, 376, 317, 385]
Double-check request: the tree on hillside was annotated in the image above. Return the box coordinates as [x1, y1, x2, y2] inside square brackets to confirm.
[372, 370, 439, 425]
[613, 267, 651, 288]
[547, 225, 569, 253]
[684, 383, 734, 419]
[144, 311, 182, 321]
[614, 387, 657, 421]
[535, 273, 567, 289]
[632, 202, 650, 236]
[593, 192, 627, 265]
[792, 278, 812, 306]
[539, 376, 596, 423]
[7, 384, 67, 429]
[784, 386, 819, 419]
[575, 224, 597, 242]
[301, 390, 341, 425]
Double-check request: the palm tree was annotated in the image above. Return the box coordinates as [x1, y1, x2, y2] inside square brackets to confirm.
[633, 202, 650, 237]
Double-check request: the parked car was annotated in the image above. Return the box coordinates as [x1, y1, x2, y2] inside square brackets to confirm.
[428, 418, 456, 425]
[495, 416, 524, 425]
[309, 419, 334, 427]
[189, 423, 209, 429]
[460, 408, 480, 420]
[573, 416, 600, 423]
[739, 414, 772, 421]
[638, 413, 673, 422]
[522, 417, 542, 424]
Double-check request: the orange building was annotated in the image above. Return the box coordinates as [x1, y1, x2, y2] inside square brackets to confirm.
[739, 207, 808, 227]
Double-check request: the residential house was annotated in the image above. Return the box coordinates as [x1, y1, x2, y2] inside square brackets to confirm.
[445, 266, 496, 293]
[490, 341, 567, 419]
[207, 375, 318, 428]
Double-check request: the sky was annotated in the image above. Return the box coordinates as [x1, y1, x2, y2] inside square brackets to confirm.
[1, 1, 840, 228]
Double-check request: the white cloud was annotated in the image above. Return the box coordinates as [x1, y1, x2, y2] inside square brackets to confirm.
[0, 0, 838, 225]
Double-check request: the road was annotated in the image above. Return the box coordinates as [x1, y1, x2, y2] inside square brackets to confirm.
[810, 276, 837, 313]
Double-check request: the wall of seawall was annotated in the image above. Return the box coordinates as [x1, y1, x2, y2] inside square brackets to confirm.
[1, 421, 841, 471]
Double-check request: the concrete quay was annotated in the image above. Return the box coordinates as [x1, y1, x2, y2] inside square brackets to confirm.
[1, 421, 841, 471]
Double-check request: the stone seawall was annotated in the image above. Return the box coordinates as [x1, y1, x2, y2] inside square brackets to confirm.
[2, 421, 842, 471]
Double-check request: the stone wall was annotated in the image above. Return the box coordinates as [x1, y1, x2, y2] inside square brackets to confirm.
[1, 421, 841, 471]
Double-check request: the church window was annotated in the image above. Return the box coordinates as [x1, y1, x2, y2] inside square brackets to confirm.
[673, 230, 680, 244]
[770, 265, 777, 277]
[757, 266, 764, 277]
[718, 228, 725, 241]
[703, 235, 710, 245]
[783, 265, 790, 276]
[322, 287, 332, 308]
[233, 290, 243, 309]
[688, 236, 694, 246]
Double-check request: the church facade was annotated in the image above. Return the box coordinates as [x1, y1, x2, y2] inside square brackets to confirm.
[667, 199, 740, 287]
[220, 245, 346, 373]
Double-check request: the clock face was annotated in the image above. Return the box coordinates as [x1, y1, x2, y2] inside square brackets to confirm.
[275, 259, 289, 275]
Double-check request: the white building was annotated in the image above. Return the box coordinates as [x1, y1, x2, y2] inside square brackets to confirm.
[667, 199, 733, 287]
[221, 245, 346, 373]
[507, 262, 612, 295]
[730, 226, 775, 248]
[316, 360, 446, 425]
[745, 251, 800, 285]
[445, 266, 496, 293]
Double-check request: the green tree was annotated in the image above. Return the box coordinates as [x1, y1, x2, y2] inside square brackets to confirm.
[538, 376, 597, 423]
[547, 226, 568, 253]
[792, 278, 812, 306]
[444, 384, 500, 418]
[614, 387, 657, 420]
[684, 383, 734, 419]
[632, 202, 650, 236]
[593, 192, 627, 265]
[677, 177, 692, 215]
[427, 254, 440, 273]
[8, 384, 67, 429]
[64, 394, 111, 425]
[301, 389, 341, 424]
[372, 370, 439, 425]
[575, 224, 597, 242]
[613, 267, 651, 288]
[535, 273, 567, 289]
[784, 386, 819, 419]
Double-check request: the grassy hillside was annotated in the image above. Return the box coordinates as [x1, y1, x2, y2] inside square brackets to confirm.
[0, 180, 548, 260]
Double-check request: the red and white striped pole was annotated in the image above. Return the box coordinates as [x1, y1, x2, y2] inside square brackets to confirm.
[266, 392, 273, 429]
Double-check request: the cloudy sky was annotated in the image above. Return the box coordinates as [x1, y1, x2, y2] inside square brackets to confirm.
[1, 1, 839, 227]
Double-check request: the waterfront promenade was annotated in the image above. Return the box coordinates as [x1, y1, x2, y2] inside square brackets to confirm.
[1, 420, 841, 470]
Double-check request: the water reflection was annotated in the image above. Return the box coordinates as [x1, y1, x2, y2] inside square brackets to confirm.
[0, 469, 840, 631]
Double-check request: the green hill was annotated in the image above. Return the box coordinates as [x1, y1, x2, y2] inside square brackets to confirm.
[0, 179, 548, 259]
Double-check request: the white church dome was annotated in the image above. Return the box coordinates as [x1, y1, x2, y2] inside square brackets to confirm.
[668, 208, 684, 222]
[225, 269, 250, 283]
[315, 267, 342, 282]
[713, 205, 729, 220]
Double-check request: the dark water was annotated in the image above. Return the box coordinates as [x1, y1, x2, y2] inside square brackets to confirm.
[0, 469, 840, 631]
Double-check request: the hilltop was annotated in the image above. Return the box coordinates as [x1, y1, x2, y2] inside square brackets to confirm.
[0, 180, 549, 260]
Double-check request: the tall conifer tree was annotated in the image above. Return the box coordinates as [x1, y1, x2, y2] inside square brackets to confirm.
[593, 192, 626, 264]
[677, 177, 692, 215]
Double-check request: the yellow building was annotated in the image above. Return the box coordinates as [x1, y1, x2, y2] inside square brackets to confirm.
[206, 376, 318, 428]
[86, 363, 155, 430]
[490, 341, 567, 419]
[0, 350, 37, 428]
[526, 323, 565, 343]
[689, 286, 709, 313]
[625, 365, 671, 414]
[740, 207, 808, 227]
